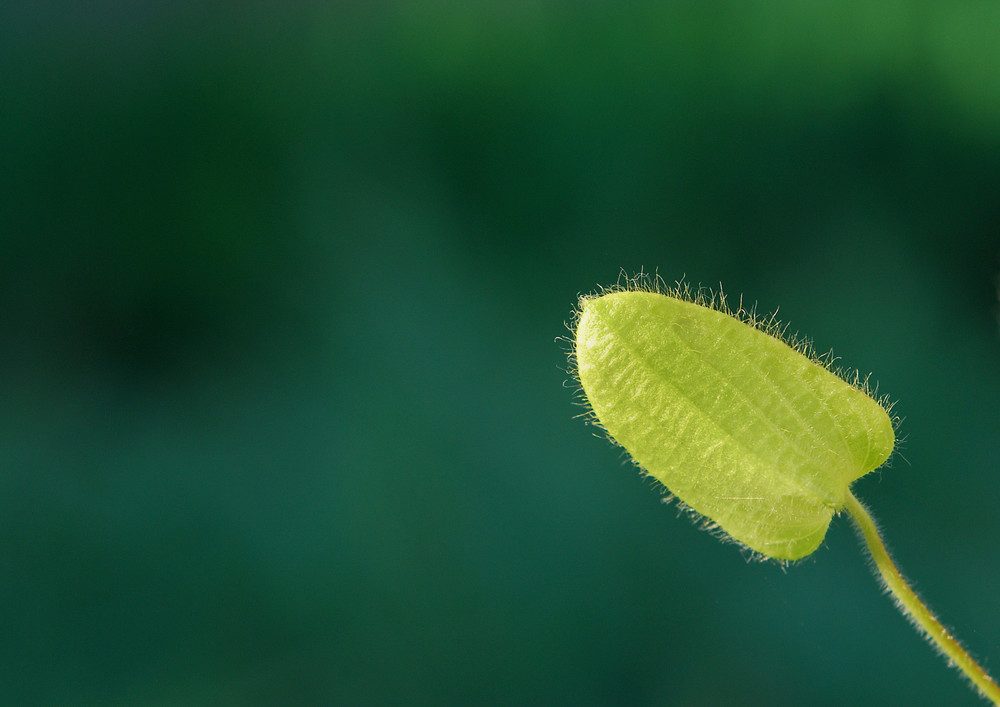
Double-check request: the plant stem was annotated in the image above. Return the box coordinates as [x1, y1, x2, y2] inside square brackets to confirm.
[844, 490, 1000, 705]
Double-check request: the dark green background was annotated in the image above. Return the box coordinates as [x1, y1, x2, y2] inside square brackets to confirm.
[2, 3, 999, 705]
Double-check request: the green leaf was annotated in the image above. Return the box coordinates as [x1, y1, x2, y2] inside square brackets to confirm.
[574, 286, 895, 560]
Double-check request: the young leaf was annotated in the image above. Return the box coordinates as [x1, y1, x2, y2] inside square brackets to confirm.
[570, 279, 1000, 704]
[573, 285, 894, 561]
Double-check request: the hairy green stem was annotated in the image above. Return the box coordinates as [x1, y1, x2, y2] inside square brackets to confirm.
[844, 490, 1000, 704]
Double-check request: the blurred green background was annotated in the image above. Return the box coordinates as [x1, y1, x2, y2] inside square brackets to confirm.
[2, 2, 999, 705]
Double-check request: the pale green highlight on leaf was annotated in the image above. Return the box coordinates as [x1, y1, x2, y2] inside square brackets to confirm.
[574, 285, 894, 560]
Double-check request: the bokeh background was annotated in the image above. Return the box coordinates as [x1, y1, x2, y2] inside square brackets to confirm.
[3, 3, 999, 705]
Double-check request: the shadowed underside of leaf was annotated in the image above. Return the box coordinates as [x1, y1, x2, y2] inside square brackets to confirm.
[574, 289, 895, 560]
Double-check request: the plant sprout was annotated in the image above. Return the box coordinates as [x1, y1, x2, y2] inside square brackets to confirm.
[569, 275, 999, 704]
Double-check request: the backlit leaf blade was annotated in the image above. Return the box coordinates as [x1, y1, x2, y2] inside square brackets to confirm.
[575, 289, 895, 560]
